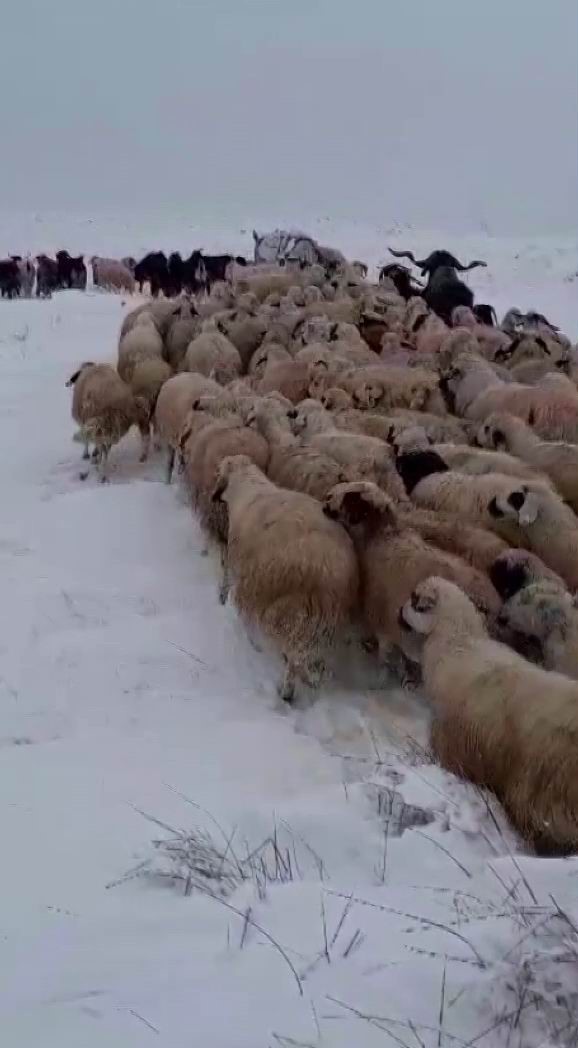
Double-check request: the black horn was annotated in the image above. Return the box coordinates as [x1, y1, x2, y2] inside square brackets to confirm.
[388, 247, 427, 267]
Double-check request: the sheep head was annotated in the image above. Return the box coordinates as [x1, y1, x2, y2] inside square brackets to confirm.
[475, 413, 514, 450]
[211, 454, 255, 502]
[399, 576, 482, 639]
[488, 485, 540, 527]
[323, 481, 395, 537]
[489, 549, 564, 601]
[496, 581, 574, 660]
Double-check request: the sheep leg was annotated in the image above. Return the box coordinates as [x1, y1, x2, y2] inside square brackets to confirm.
[218, 548, 230, 605]
[139, 426, 151, 463]
[91, 447, 100, 463]
[165, 447, 175, 484]
[278, 658, 296, 704]
[98, 446, 111, 484]
[389, 646, 421, 690]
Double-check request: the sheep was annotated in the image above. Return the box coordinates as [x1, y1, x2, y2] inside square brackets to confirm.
[497, 580, 578, 677]
[487, 482, 578, 589]
[212, 455, 358, 701]
[154, 372, 221, 482]
[412, 313, 449, 356]
[437, 328, 482, 370]
[344, 365, 446, 416]
[118, 313, 164, 384]
[248, 343, 293, 380]
[66, 362, 149, 480]
[92, 256, 135, 294]
[395, 449, 548, 542]
[468, 377, 578, 442]
[290, 400, 408, 503]
[182, 330, 242, 384]
[128, 357, 172, 460]
[451, 306, 476, 328]
[440, 353, 504, 416]
[257, 359, 322, 404]
[182, 418, 269, 590]
[248, 396, 351, 501]
[399, 576, 578, 855]
[431, 442, 545, 481]
[119, 299, 182, 342]
[218, 313, 269, 371]
[397, 507, 508, 573]
[163, 306, 200, 370]
[476, 412, 578, 511]
[380, 410, 468, 446]
[322, 483, 499, 672]
[489, 548, 566, 601]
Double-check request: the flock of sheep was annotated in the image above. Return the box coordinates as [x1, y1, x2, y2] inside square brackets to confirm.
[65, 244, 578, 858]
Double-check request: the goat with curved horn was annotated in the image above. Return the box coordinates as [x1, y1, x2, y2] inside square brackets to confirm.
[389, 247, 487, 275]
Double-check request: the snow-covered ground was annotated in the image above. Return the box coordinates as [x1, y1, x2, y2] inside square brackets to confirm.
[1, 225, 577, 1047]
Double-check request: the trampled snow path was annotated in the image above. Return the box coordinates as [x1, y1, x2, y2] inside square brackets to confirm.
[1, 236, 577, 1047]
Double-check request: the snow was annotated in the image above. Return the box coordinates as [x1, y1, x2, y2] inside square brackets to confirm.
[0, 223, 577, 1047]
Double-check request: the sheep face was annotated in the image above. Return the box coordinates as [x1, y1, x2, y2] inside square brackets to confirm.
[476, 416, 508, 450]
[322, 481, 394, 536]
[488, 486, 540, 527]
[490, 550, 535, 600]
[399, 577, 444, 636]
[489, 549, 562, 601]
[496, 582, 573, 660]
[211, 454, 255, 502]
[399, 577, 481, 644]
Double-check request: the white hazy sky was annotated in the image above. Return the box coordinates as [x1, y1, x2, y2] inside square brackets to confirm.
[1, 0, 576, 234]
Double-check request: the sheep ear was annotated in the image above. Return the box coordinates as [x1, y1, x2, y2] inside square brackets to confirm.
[66, 368, 82, 387]
[518, 491, 539, 526]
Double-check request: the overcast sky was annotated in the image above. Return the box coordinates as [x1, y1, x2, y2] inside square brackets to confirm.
[1, 0, 576, 234]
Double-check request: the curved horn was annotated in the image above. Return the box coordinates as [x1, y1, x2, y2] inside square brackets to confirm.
[454, 259, 487, 272]
[388, 247, 424, 266]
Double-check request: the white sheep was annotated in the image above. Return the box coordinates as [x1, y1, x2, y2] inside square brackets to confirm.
[118, 312, 164, 384]
[399, 576, 578, 854]
[66, 362, 149, 480]
[323, 483, 499, 672]
[476, 412, 578, 511]
[182, 330, 242, 385]
[249, 396, 351, 501]
[290, 400, 408, 503]
[487, 481, 578, 589]
[497, 580, 578, 678]
[394, 449, 548, 542]
[212, 454, 358, 701]
[489, 547, 566, 601]
[154, 372, 221, 482]
[92, 256, 136, 294]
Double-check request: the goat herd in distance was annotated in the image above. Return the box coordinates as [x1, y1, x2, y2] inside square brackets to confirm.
[0, 231, 525, 334]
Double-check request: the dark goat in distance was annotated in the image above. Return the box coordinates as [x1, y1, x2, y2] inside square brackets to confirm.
[134, 251, 169, 297]
[378, 262, 423, 300]
[389, 247, 487, 324]
[0, 258, 20, 298]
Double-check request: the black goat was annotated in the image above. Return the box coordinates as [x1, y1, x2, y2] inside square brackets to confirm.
[389, 248, 487, 323]
[378, 262, 423, 300]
